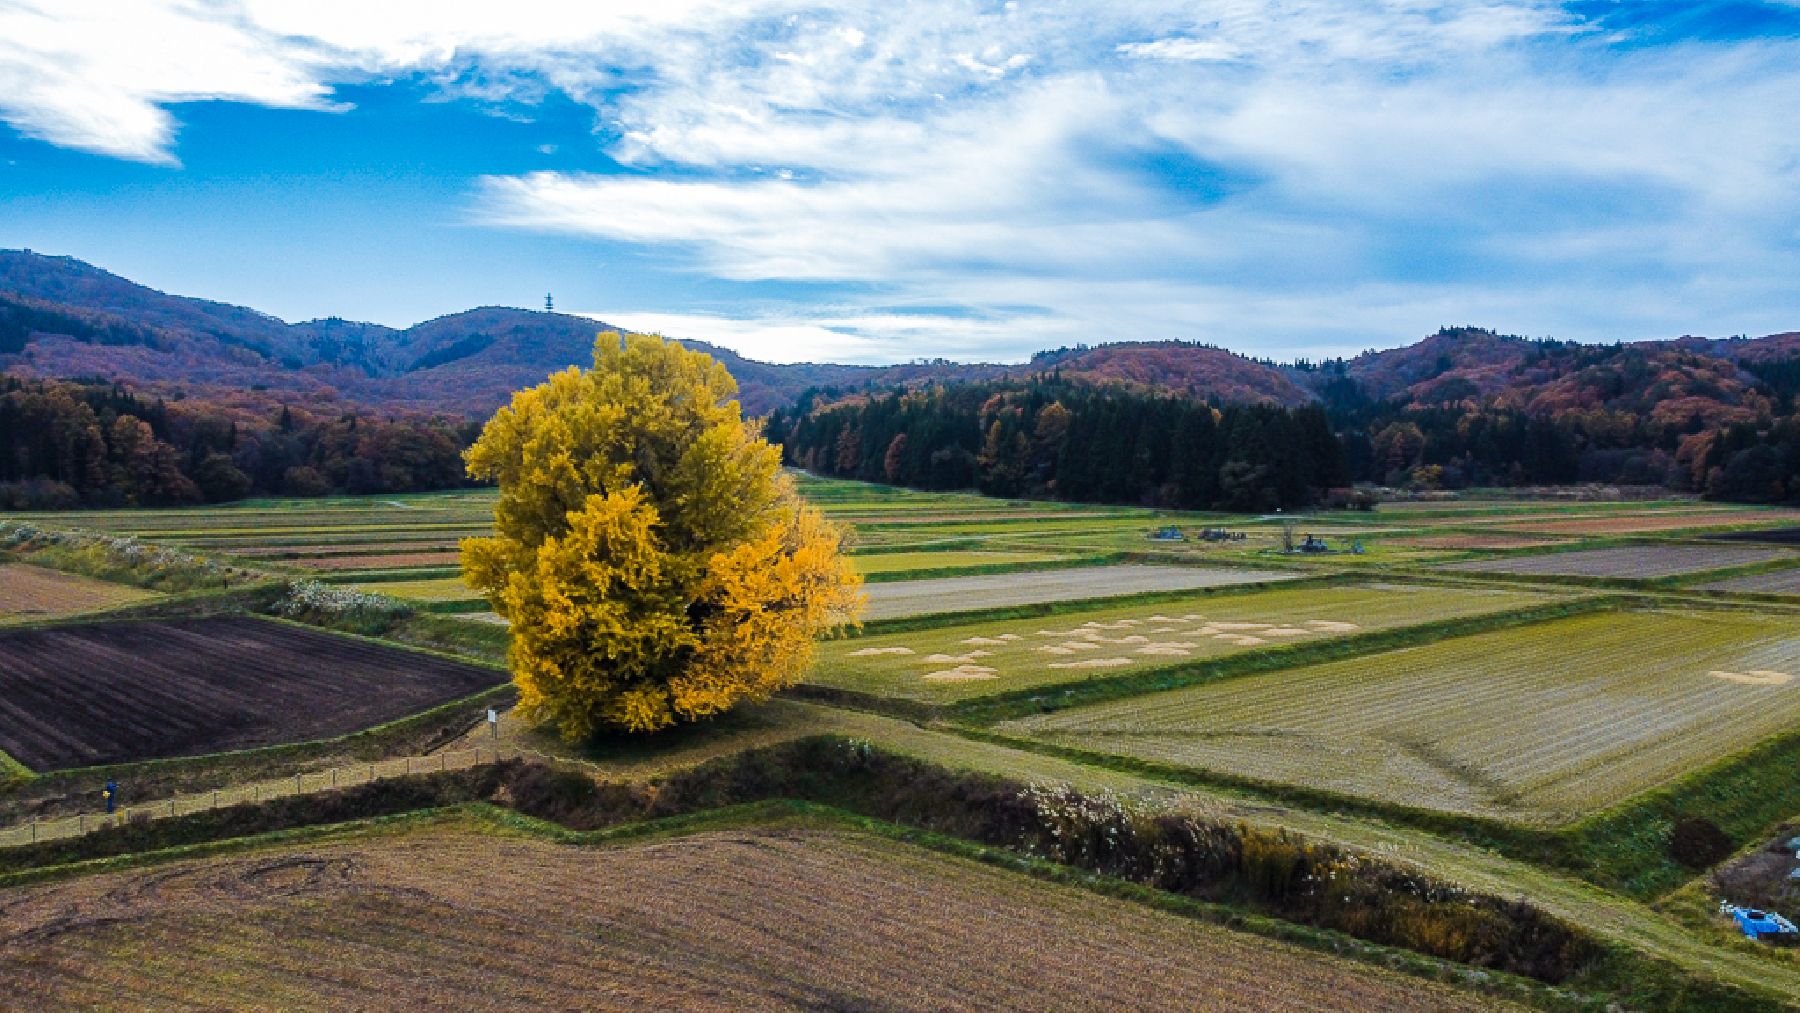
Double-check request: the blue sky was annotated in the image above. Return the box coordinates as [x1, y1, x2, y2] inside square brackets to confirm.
[2, 1, 1798, 364]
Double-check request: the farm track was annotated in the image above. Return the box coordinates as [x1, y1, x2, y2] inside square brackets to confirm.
[0, 825, 1503, 1011]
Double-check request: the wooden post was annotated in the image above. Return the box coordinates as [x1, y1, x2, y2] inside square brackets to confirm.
[169, 798, 175, 817]
[78, 814, 84, 834]
[213, 790, 220, 809]
[295, 773, 302, 795]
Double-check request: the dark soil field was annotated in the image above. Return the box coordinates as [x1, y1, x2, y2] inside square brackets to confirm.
[1708, 526, 1800, 546]
[0, 617, 503, 771]
[0, 825, 1506, 1011]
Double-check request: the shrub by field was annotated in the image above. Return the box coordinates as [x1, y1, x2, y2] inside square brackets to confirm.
[1004, 610, 1800, 825]
[813, 583, 1554, 703]
[0, 617, 503, 770]
[1442, 544, 1792, 579]
[0, 563, 155, 619]
[0, 823, 1503, 1011]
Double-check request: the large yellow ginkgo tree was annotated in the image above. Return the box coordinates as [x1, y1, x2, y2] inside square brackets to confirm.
[461, 332, 862, 739]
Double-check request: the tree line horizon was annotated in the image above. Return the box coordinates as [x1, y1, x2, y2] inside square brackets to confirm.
[3, 346, 1799, 511]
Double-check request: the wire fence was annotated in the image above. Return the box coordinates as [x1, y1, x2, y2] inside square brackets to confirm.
[0, 744, 585, 850]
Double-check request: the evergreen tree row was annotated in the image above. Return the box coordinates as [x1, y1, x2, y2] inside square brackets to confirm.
[766, 379, 1348, 511]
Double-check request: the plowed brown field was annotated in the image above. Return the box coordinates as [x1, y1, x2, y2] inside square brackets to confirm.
[0, 826, 1505, 1011]
[0, 617, 503, 771]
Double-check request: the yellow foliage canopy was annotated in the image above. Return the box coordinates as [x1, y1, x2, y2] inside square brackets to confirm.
[462, 332, 862, 739]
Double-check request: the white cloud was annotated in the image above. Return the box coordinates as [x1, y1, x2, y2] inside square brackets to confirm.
[1117, 37, 1239, 61]
[2, 2, 1798, 358]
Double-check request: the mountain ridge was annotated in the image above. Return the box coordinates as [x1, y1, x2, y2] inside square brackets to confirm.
[2, 250, 1795, 422]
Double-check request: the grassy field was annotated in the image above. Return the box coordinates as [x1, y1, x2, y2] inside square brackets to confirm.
[350, 576, 482, 603]
[812, 582, 1557, 703]
[1003, 609, 1800, 824]
[0, 563, 157, 620]
[0, 820, 1502, 1011]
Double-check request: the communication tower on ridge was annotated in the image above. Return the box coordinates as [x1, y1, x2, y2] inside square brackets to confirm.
[545, 292, 554, 312]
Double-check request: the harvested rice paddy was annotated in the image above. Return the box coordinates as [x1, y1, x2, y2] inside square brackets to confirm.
[861, 563, 1298, 620]
[0, 563, 155, 619]
[1488, 508, 1800, 537]
[850, 549, 1074, 576]
[814, 582, 1556, 702]
[1003, 609, 1800, 824]
[0, 824, 1502, 1012]
[1695, 567, 1800, 595]
[1441, 544, 1792, 580]
[284, 551, 462, 571]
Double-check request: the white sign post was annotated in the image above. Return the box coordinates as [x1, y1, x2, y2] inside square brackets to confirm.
[487, 708, 499, 741]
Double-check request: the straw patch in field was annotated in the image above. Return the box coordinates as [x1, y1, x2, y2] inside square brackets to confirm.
[1049, 657, 1134, 669]
[923, 665, 999, 682]
[1710, 669, 1794, 686]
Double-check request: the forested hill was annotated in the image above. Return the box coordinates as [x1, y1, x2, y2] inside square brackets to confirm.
[0, 252, 1308, 416]
[5, 250, 1800, 506]
[0, 250, 916, 417]
[769, 380, 1347, 512]
[10, 251, 1795, 429]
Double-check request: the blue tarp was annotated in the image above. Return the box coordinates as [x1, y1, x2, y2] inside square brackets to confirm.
[1728, 906, 1798, 940]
